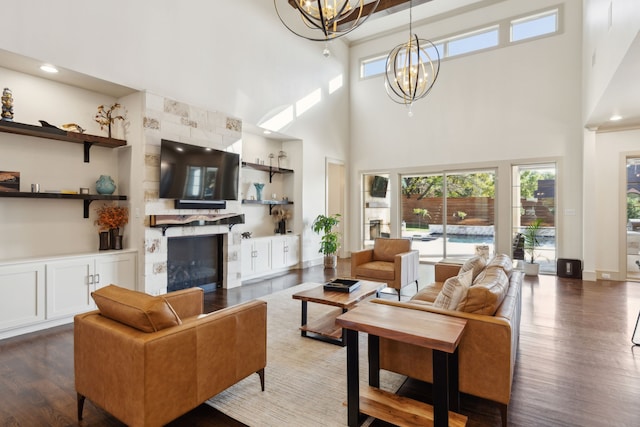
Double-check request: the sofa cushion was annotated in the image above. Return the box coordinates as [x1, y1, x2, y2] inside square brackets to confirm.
[354, 261, 395, 281]
[486, 253, 513, 277]
[433, 269, 473, 310]
[372, 238, 411, 262]
[411, 282, 443, 303]
[458, 266, 510, 315]
[459, 256, 487, 281]
[92, 285, 182, 333]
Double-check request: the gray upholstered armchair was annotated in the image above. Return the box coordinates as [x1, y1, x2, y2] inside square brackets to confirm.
[351, 238, 419, 300]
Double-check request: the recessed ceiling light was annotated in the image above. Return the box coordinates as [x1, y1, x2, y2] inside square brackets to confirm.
[40, 64, 59, 73]
[610, 114, 623, 121]
[263, 130, 272, 135]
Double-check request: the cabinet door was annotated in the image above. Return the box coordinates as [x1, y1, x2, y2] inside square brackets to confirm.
[271, 237, 287, 270]
[95, 252, 137, 291]
[241, 240, 255, 275]
[0, 262, 46, 331]
[286, 235, 300, 268]
[253, 239, 271, 274]
[46, 257, 94, 319]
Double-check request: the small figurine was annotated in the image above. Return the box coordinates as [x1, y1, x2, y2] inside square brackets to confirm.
[61, 123, 86, 133]
[1, 88, 14, 121]
[241, 232, 252, 239]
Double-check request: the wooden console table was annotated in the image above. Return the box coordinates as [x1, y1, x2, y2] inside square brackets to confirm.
[336, 302, 468, 427]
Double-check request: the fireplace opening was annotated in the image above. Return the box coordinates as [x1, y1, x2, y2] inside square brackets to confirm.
[167, 234, 223, 293]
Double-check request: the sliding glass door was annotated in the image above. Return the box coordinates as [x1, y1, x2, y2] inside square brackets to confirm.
[626, 158, 640, 281]
[400, 169, 495, 262]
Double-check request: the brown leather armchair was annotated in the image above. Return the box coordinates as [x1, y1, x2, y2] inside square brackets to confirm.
[351, 238, 419, 300]
[74, 285, 267, 427]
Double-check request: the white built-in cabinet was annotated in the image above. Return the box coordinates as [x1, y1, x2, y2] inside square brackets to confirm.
[0, 250, 137, 339]
[241, 235, 299, 280]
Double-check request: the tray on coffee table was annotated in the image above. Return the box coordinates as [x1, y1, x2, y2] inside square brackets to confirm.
[323, 278, 361, 293]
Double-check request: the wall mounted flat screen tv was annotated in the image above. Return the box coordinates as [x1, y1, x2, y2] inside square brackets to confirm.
[159, 139, 239, 200]
[370, 175, 388, 198]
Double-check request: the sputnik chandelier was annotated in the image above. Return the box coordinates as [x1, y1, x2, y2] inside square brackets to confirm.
[384, 0, 440, 115]
[274, 0, 380, 55]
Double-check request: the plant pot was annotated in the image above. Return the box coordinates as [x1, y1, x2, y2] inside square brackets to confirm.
[524, 262, 539, 276]
[324, 254, 337, 269]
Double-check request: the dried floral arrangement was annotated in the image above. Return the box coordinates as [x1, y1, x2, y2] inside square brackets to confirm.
[271, 206, 292, 222]
[95, 103, 125, 138]
[95, 204, 129, 231]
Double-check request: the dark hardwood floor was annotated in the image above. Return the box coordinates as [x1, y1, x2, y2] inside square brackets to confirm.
[1, 259, 640, 426]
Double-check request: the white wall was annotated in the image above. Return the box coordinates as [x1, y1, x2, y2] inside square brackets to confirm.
[0, 0, 352, 266]
[348, 0, 584, 258]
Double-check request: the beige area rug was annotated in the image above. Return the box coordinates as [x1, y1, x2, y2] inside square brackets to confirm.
[206, 282, 406, 426]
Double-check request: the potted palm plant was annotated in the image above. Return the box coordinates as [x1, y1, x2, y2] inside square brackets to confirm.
[311, 213, 341, 269]
[523, 218, 543, 276]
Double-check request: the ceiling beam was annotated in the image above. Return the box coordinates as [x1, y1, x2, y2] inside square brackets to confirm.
[286, 1, 433, 25]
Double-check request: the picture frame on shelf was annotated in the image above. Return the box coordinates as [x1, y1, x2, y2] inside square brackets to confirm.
[0, 171, 19, 192]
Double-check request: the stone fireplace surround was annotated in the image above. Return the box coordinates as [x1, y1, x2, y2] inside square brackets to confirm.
[142, 92, 244, 295]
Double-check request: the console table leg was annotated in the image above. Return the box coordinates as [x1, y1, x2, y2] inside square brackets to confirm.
[449, 347, 460, 411]
[368, 334, 380, 388]
[300, 301, 308, 337]
[346, 328, 360, 427]
[432, 350, 449, 427]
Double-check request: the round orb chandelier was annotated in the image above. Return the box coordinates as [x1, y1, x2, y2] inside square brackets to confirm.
[384, 1, 440, 114]
[274, 0, 380, 43]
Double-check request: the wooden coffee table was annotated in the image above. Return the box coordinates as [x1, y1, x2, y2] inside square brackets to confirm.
[292, 280, 386, 346]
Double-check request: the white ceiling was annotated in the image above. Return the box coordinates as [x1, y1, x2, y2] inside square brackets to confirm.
[585, 33, 640, 132]
[0, 1, 637, 133]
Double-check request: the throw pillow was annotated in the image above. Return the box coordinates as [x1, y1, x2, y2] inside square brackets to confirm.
[458, 256, 487, 281]
[486, 253, 514, 277]
[92, 285, 182, 333]
[433, 269, 473, 310]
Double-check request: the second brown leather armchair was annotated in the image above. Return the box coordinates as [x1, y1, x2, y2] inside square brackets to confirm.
[351, 238, 419, 300]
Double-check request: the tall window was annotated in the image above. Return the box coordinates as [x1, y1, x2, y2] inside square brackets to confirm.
[512, 163, 557, 273]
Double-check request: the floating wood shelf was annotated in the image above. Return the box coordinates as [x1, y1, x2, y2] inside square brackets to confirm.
[0, 120, 127, 162]
[149, 213, 245, 235]
[241, 161, 293, 183]
[0, 192, 126, 218]
[242, 199, 293, 214]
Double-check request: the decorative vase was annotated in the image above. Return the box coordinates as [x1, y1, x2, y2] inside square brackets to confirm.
[324, 254, 337, 269]
[1, 88, 14, 121]
[109, 228, 121, 250]
[254, 183, 265, 201]
[99, 231, 110, 251]
[96, 175, 116, 195]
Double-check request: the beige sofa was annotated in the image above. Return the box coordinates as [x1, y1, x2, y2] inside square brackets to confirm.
[372, 254, 522, 427]
[74, 285, 267, 427]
